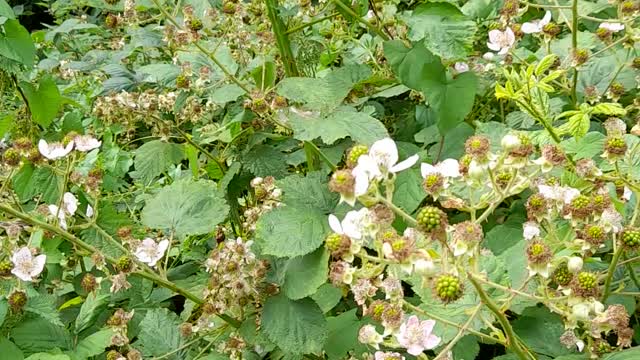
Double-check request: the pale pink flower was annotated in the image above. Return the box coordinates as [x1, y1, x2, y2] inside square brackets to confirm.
[74, 135, 101, 152]
[134, 238, 170, 266]
[358, 325, 383, 349]
[395, 315, 441, 355]
[38, 139, 74, 160]
[11, 247, 46, 281]
[487, 28, 515, 55]
[599, 22, 624, 32]
[522, 11, 552, 34]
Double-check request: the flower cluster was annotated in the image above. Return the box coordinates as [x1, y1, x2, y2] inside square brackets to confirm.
[202, 238, 267, 321]
[242, 176, 282, 233]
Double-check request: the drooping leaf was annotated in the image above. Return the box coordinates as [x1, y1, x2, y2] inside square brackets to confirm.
[255, 206, 329, 258]
[405, 3, 477, 59]
[282, 248, 329, 300]
[19, 76, 62, 127]
[0, 19, 35, 66]
[384, 41, 477, 135]
[131, 140, 185, 183]
[0, 0, 15, 18]
[261, 293, 328, 355]
[141, 179, 229, 239]
[311, 284, 342, 313]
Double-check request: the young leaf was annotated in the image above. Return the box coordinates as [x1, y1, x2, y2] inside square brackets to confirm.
[136, 308, 182, 358]
[131, 140, 185, 183]
[282, 248, 329, 300]
[19, 76, 62, 128]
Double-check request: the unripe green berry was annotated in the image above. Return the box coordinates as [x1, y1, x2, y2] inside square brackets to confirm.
[176, 74, 190, 89]
[552, 263, 573, 287]
[605, 136, 627, 156]
[572, 271, 599, 298]
[0, 260, 12, 277]
[416, 206, 446, 232]
[8, 290, 27, 313]
[3, 148, 20, 166]
[106, 350, 123, 360]
[621, 228, 640, 249]
[81, 273, 98, 293]
[347, 144, 368, 167]
[434, 274, 463, 303]
[116, 256, 133, 273]
[325, 233, 343, 252]
[188, 18, 203, 31]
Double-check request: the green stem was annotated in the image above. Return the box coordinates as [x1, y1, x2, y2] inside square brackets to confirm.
[285, 12, 340, 34]
[377, 196, 418, 227]
[330, 0, 389, 40]
[174, 127, 227, 173]
[602, 244, 624, 302]
[433, 305, 482, 360]
[265, 0, 300, 77]
[305, 141, 337, 171]
[623, 254, 640, 291]
[468, 274, 532, 360]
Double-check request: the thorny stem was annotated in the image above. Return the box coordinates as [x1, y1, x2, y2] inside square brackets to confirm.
[602, 244, 625, 302]
[570, 0, 579, 106]
[468, 273, 532, 360]
[265, 0, 300, 77]
[329, 0, 389, 40]
[285, 12, 340, 34]
[0, 203, 242, 328]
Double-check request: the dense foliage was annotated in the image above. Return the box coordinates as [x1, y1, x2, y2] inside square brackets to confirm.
[1, 0, 640, 359]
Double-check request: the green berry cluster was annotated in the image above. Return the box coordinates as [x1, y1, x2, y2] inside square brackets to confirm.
[605, 136, 627, 155]
[417, 206, 445, 232]
[572, 271, 599, 297]
[188, 18, 203, 31]
[116, 256, 133, 273]
[621, 228, 640, 249]
[435, 274, 463, 303]
[347, 145, 368, 167]
[552, 263, 573, 286]
[325, 233, 343, 252]
[8, 290, 27, 313]
[584, 224, 605, 245]
[0, 260, 12, 277]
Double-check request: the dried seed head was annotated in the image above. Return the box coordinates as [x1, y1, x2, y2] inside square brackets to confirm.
[8, 289, 27, 313]
[464, 135, 490, 159]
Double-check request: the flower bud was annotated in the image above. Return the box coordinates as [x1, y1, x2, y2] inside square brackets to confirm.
[567, 256, 583, 273]
[358, 325, 383, 349]
[501, 134, 521, 151]
[413, 258, 437, 277]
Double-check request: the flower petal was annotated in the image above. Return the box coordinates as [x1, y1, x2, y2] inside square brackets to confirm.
[541, 11, 552, 25]
[63, 192, 78, 215]
[421, 163, 437, 178]
[424, 334, 441, 350]
[422, 319, 436, 334]
[437, 159, 461, 178]
[328, 214, 343, 234]
[31, 254, 47, 277]
[521, 22, 540, 34]
[370, 138, 398, 169]
[38, 139, 50, 159]
[390, 154, 419, 173]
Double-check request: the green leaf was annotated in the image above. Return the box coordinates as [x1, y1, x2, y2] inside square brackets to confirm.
[0, 299, 7, 325]
[511, 307, 572, 357]
[0, 337, 23, 360]
[0, 19, 35, 66]
[277, 172, 337, 213]
[0, 0, 15, 18]
[0, 113, 14, 138]
[12, 163, 62, 204]
[19, 76, 62, 127]
[405, 3, 477, 59]
[251, 61, 277, 91]
[256, 206, 329, 258]
[262, 293, 328, 355]
[384, 41, 477, 135]
[393, 168, 425, 214]
[11, 317, 72, 354]
[209, 84, 245, 105]
[287, 107, 388, 146]
[325, 309, 368, 360]
[24, 354, 70, 360]
[452, 335, 480, 360]
[244, 144, 290, 179]
[283, 248, 329, 300]
[603, 347, 640, 359]
[131, 140, 185, 183]
[136, 308, 182, 358]
[562, 131, 606, 160]
[25, 294, 63, 327]
[427, 123, 475, 160]
[311, 284, 342, 313]
[277, 65, 371, 113]
[74, 294, 109, 334]
[485, 221, 524, 255]
[74, 329, 115, 358]
[141, 179, 229, 239]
